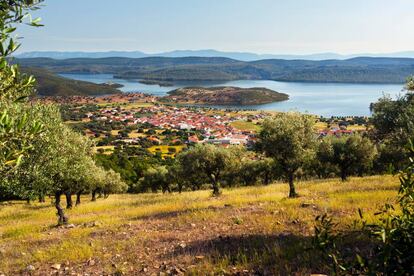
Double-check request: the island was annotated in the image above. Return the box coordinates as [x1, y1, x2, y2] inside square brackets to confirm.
[160, 86, 289, 105]
[138, 79, 174, 87]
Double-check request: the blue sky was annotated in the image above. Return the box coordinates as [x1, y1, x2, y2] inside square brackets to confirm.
[17, 0, 414, 54]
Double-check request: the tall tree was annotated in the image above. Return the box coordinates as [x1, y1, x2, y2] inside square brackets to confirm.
[258, 113, 317, 198]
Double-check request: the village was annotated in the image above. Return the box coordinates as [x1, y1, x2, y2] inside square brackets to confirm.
[52, 94, 369, 159]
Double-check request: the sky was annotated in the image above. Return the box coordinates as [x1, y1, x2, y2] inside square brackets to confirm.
[16, 0, 414, 54]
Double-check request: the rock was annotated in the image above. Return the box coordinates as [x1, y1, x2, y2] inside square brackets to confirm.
[195, 255, 205, 260]
[179, 243, 186, 249]
[171, 267, 184, 275]
[87, 259, 95, 266]
[66, 224, 76, 229]
[190, 223, 196, 228]
[26, 265, 35, 272]
[51, 263, 61, 270]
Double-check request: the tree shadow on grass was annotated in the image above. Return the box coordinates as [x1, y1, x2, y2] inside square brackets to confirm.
[132, 205, 225, 221]
[165, 233, 327, 275]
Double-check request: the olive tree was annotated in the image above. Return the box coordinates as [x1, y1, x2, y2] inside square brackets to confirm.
[370, 86, 414, 171]
[318, 134, 377, 181]
[258, 113, 317, 198]
[177, 144, 236, 196]
[102, 169, 127, 198]
[0, 0, 44, 178]
[139, 165, 170, 193]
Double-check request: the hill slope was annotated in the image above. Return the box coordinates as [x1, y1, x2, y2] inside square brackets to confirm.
[23, 67, 122, 96]
[0, 176, 397, 275]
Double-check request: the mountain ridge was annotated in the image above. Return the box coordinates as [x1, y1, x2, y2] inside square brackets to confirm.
[15, 56, 414, 84]
[16, 49, 414, 61]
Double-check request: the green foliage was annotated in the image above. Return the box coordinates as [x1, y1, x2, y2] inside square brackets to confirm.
[314, 143, 414, 275]
[0, 0, 43, 177]
[16, 56, 414, 84]
[258, 112, 317, 197]
[370, 85, 414, 171]
[139, 165, 170, 193]
[317, 134, 377, 181]
[176, 144, 239, 196]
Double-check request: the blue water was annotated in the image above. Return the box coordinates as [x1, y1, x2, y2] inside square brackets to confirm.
[60, 73, 404, 117]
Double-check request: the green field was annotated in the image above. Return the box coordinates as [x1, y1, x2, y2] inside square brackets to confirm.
[230, 120, 261, 132]
[0, 175, 398, 275]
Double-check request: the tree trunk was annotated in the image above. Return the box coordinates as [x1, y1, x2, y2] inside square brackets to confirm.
[212, 179, 221, 197]
[340, 168, 347, 182]
[91, 189, 97, 201]
[288, 173, 297, 198]
[38, 194, 46, 203]
[75, 191, 82, 206]
[55, 192, 68, 225]
[65, 191, 73, 209]
[263, 171, 270, 185]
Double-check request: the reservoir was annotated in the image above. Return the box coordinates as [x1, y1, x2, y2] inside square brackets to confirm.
[60, 73, 404, 117]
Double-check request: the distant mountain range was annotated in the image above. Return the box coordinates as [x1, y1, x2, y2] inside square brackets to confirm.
[16, 56, 414, 84]
[15, 49, 414, 61]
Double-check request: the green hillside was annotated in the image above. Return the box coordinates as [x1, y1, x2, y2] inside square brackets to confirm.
[22, 67, 122, 96]
[16, 56, 414, 84]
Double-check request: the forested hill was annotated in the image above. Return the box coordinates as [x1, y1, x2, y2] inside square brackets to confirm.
[16, 56, 414, 84]
[22, 67, 122, 96]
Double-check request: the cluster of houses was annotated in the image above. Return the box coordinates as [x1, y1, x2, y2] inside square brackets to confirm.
[91, 105, 259, 146]
[80, 101, 365, 149]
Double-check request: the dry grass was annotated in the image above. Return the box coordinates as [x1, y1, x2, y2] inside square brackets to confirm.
[147, 145, 186, 158]
[0, 175, 399, 275]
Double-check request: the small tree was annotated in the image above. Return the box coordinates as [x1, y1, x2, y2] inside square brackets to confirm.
[318, 134, 377, 181]
[139, 166, 170, 193]
[258, 113, 317, 198]
[177, 144, 235, 196]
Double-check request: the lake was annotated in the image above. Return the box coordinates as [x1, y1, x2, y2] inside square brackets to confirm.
[60, 73, 404, 117]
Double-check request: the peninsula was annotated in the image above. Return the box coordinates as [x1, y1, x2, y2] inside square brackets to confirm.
[161, 86, 289, 105]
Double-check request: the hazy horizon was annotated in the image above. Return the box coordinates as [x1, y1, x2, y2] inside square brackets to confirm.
[17, 0, 414, 55]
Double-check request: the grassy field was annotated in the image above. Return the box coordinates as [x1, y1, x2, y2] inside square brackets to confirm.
[230, 121, 261, 132]
[147, 145, 186, 159]
[0, 176, 399, 275]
